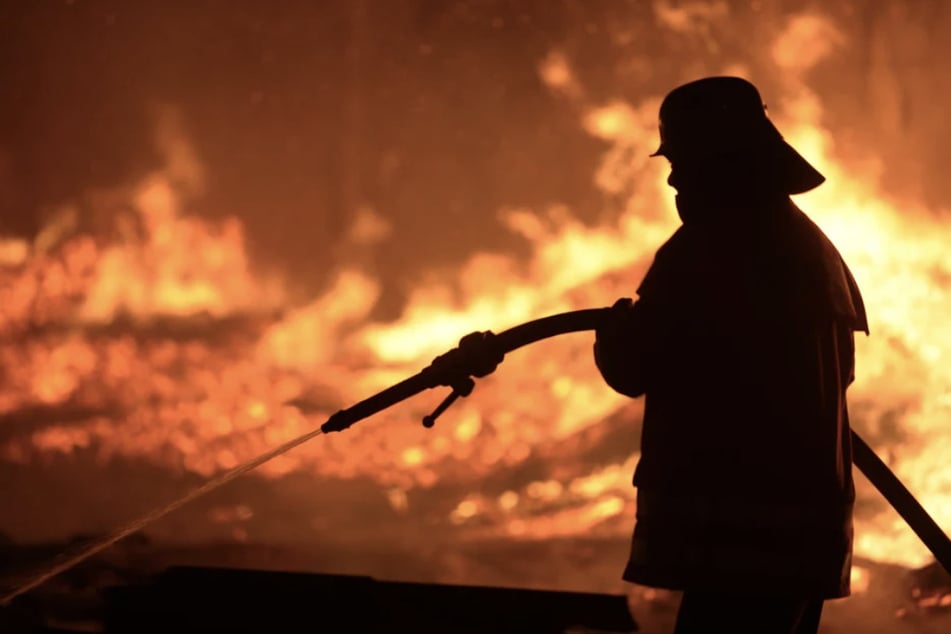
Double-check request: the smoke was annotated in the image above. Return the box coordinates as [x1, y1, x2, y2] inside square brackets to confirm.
[152, 106, 205, 199]
[770, 14, 846, 74]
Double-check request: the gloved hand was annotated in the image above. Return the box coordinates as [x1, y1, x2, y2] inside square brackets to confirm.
[593, 297, 649, 398]
[427, 330, 505, 387]
[595, 297, 636, 346]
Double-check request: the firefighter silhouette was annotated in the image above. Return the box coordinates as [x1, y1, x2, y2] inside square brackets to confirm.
[594, 76, 868, 633]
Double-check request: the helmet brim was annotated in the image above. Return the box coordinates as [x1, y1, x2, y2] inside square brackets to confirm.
[649, 139, 825, 195]
[776, 140, 826, 194]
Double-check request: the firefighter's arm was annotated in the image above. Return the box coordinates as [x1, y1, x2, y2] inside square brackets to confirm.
[593, 297, 650, 398]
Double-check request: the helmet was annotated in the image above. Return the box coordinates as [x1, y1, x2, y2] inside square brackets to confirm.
[650, 76, 825, 194]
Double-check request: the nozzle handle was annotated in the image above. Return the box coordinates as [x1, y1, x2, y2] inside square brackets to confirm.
[422, 377, 474, 428]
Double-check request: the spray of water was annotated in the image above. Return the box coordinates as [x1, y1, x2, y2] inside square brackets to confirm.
[0, 426, 325, 605]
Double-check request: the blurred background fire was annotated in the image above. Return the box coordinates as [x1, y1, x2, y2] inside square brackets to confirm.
[1, 0, 950, 630]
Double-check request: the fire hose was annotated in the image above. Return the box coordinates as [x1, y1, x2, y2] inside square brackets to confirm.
[2, 307, 949, 606]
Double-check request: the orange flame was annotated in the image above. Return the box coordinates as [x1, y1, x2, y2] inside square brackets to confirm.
[0, 12, 948, 582]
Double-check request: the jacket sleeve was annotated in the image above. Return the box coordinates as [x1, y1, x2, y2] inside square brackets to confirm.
[593, 300, 652, 398]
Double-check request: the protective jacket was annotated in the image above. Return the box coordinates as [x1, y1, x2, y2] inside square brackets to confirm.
[594, 198, 867, 598]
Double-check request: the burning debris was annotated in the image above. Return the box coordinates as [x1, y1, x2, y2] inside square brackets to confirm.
[3, 52, 949, 566]
[1, 5, 950, 634]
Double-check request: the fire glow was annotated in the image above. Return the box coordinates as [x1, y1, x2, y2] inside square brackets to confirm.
[1, 13, 949, 586]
